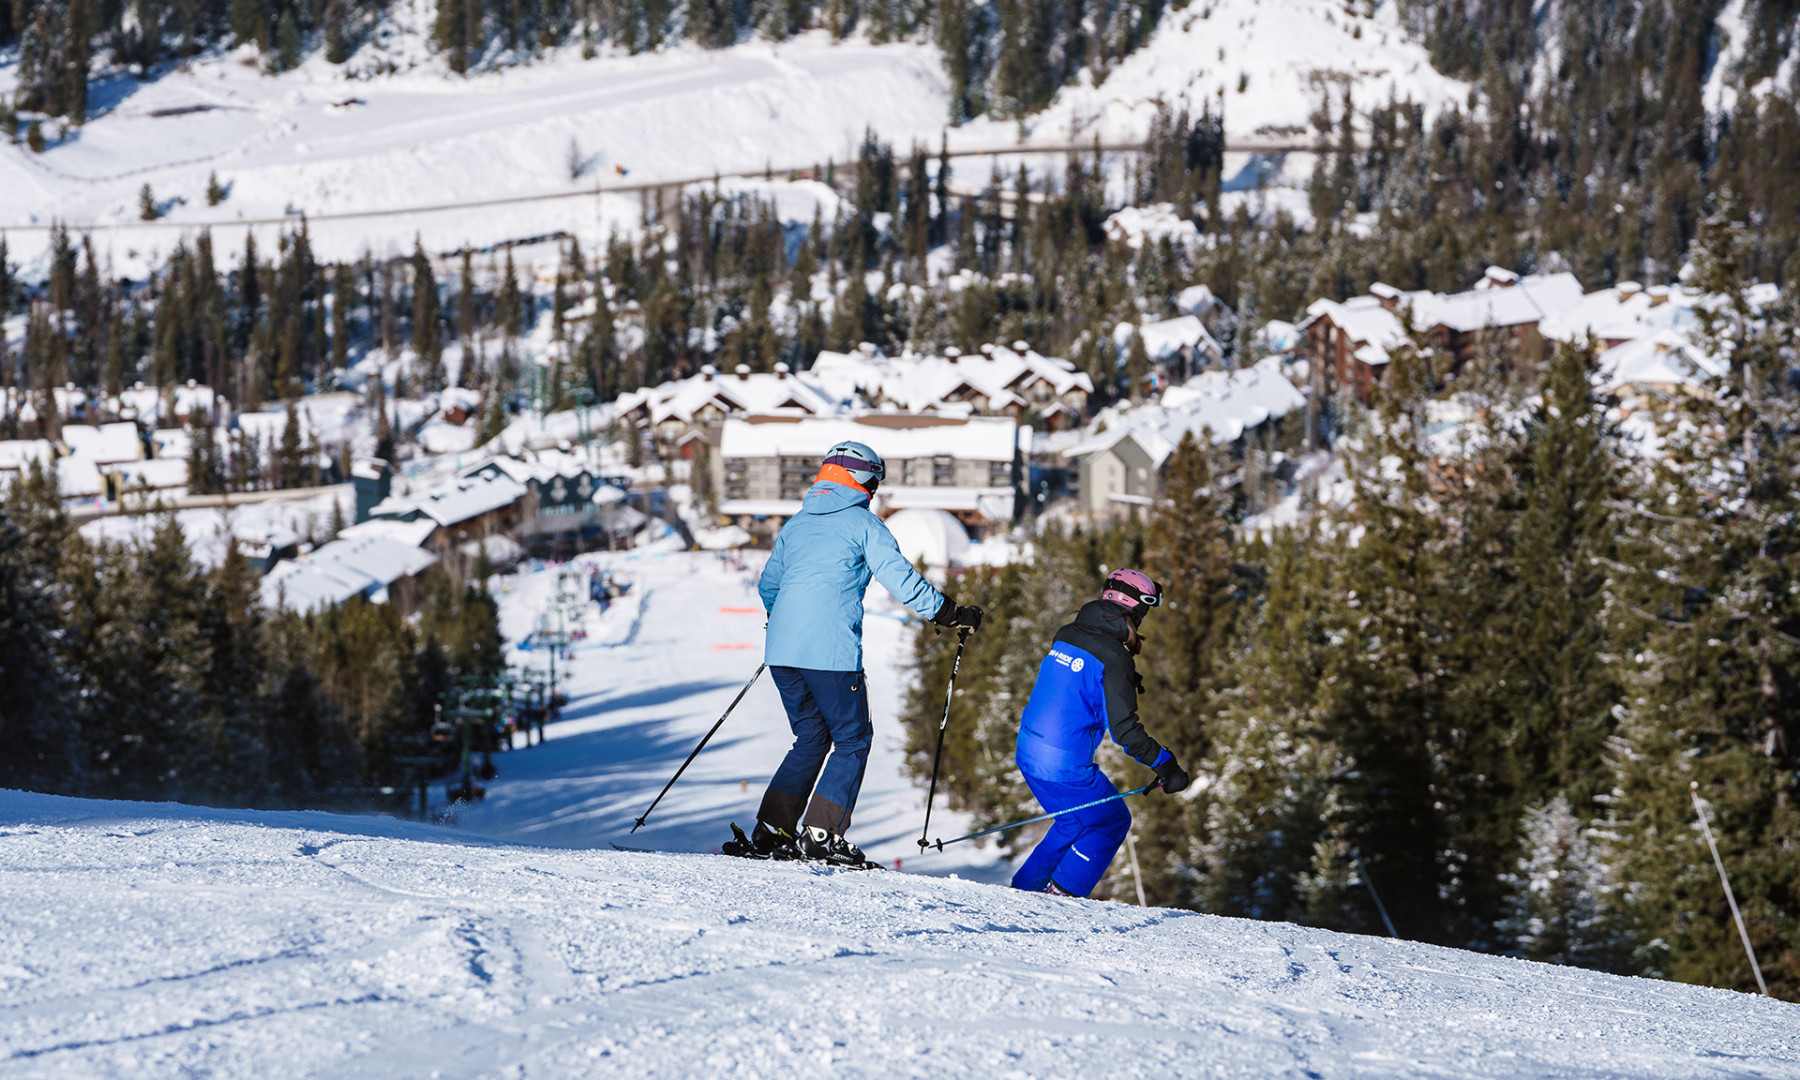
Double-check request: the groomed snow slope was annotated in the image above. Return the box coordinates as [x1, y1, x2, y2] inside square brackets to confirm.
[4, 788, 1798, 1078]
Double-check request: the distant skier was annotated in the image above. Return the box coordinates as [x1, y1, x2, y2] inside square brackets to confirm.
[1011, 570, 1190, 897]
[747, 440, 984, 866]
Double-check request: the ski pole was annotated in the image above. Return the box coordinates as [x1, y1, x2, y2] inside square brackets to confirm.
[917, 627, 971, 852]
[926, 781, 1160, 851]
[629, 663, 766, 833]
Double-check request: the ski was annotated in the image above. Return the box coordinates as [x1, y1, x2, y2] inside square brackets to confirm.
[610, 823, 886, 871]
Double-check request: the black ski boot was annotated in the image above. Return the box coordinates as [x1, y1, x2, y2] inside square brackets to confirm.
[797, 826, 866, 867]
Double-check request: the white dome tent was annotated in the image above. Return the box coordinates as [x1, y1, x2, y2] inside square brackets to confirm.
[884, 508, 970, 569]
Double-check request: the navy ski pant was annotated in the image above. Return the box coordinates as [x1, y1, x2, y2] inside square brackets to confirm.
[758, 667, 872, 836]
[1010, 767, 1131, 897]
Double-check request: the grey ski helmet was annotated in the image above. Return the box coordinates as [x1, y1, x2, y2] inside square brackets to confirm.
[821, 440, 886, 489]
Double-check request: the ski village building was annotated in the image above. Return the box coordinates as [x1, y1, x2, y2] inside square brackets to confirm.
[1060, 357, 1307, 519]
[716, 414, 1025, 539]
[1300, 267, 1587, 403]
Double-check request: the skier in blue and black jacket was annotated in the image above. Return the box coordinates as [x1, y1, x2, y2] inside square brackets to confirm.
[1012, 569, 1191, 897]
[748, 440, 984, 866]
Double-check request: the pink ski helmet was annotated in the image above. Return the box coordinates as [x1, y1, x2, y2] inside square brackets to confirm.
[1101, 568, 1161, 617]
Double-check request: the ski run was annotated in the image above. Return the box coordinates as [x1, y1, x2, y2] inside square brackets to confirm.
[3, 551, 1798, 1079]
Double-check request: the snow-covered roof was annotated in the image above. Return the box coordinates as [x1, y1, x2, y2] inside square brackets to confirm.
[61, 422, 143, 464]
[808, 343, 1091, 416]
[259, 536, 438, 614]
[368, 472, 527, 528]
[116, 383, 217, 425]
[114, 458, 189, 491]
[615, 364, 846, 426]
[1115, 315, 1223, 362]
[1176, 284, 1229, 320]
[1306, 269, 1590, 365]
[1302, 294, 1409, 366]
[56, 457, 105, 499]
[336, 516, 441, 548]
[1065, 358, 1305, 467]
[0, 439, 55, 474]
[461, 449, 601, 485]
[1412, 271, 1586, 334]
[1596, 330, 1729, 395]
[1103, 204, 1200, 250]
[719, 416, 1019, 463]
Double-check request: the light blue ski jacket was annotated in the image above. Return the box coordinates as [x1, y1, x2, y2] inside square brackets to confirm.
[760, 479, 946, 671]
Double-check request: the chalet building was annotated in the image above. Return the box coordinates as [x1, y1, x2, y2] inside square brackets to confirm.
[365, 472, 527, 554]
[259, 536, 439, 616]
[1062, 359, 1306, 519]
[611, 363, 848, 454]
[1300, 267, 1586, 403]
[716, 414, 1023, 537]
[1112, 315, 1226, 388]
[459, 451, 631, 555]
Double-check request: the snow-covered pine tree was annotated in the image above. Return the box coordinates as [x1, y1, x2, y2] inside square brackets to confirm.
[1499, 796, 1630, 970]
[1193, 530, 1345, 921]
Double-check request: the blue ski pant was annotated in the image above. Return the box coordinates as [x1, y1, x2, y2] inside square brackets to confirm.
[758, 667, 872, 836]
[1010, 767, 1132, 898]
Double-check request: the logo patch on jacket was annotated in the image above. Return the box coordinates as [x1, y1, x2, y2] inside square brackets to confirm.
[1048, 648, 1082, 670]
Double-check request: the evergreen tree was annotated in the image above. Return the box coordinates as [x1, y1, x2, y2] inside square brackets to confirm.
[1193, 530, 1343, 920]
[411, 238, 444, 392]
[1499, 796, 1630, 970]
[1129, 432, 1241, 901]
[1505, 340, 1624, 809]
[0, 468, 78, 792]
[496, 249, 524, 339]
[1608, 209, 1800, 998]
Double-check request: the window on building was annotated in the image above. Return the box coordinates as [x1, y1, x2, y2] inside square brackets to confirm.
[779, 456, 814, 501]
[933, 456, 955, 487]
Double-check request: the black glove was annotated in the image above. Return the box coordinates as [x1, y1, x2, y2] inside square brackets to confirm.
[932, 596, 959, 627]
[1154, 755, 1191, 795]
[953, 604, 984, 633]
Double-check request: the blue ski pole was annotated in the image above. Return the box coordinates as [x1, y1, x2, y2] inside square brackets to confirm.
[925, 781, 1161, 852]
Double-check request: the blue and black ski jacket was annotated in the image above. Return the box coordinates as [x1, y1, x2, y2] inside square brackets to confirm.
[1015, 600, 1171, 782]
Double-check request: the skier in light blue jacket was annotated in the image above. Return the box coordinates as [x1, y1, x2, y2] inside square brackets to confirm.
[749, 441, 984, 865]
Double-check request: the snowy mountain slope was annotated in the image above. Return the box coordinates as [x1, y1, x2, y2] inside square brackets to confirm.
[0, 0, 1463, 273]
[957, 0, 1469, 150]
[4, 786, 1798, 1079]
[457, 548, 1006, 879]
[0, 24, 950, 274]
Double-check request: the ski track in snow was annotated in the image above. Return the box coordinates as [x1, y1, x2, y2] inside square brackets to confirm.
[2, 552, 1798, 1077]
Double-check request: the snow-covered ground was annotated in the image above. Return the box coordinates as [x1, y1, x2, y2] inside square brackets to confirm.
[7, 785, 1799, 1077]
[5, 551, 1799, 1076]
[461, 548, 1003, 878]
[0, 0, 1467, 273]
[958, 0, 1468, 148]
